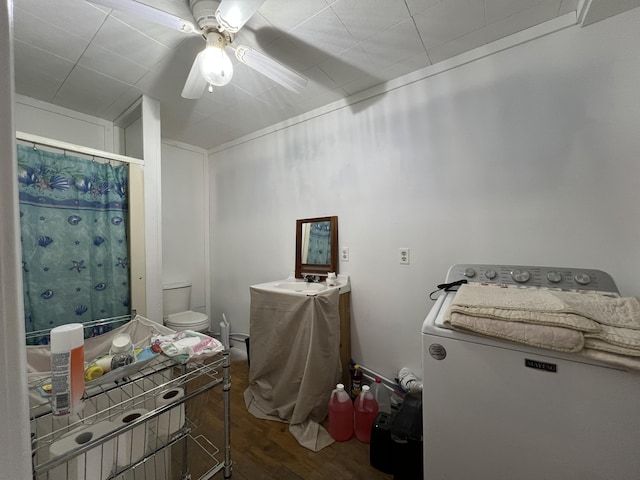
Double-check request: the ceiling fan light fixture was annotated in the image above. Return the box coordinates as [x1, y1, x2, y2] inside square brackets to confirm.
[199, 33, 234, 86]
[215, 0, 266, 32]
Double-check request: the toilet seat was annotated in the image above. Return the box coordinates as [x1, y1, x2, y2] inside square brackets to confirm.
[166, 311, 209, 332]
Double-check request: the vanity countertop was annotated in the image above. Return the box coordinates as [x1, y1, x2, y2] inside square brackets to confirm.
[251, 274, 350, 295]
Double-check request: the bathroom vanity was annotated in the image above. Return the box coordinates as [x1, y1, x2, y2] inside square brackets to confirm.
[244, 276, 351, 449]
[250, 275, 351, 385]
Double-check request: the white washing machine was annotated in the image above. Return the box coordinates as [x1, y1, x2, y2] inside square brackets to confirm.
[422, 264, 640, 480]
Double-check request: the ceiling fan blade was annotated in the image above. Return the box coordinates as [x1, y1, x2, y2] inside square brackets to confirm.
[215, 0, 267, 33]
[181, 53, 208, 99]
[235, 45, 308, 93]
[87, 0, 198, 33]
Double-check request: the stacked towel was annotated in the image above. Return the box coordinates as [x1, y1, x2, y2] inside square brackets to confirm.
[444, 284, 640, 370]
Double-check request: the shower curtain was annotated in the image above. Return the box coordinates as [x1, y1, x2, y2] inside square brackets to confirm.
[17, 144, 130, 342]
[306, 221, 331, 264]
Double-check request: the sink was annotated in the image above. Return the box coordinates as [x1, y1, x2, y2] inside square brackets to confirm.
[251, 275, 350, 295]
[275, 282, 327, 293]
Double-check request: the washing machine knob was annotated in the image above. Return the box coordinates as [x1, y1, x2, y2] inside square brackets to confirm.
[574, 273, 591, 285]
[485, 269, 497, 280]
[511, 269, 530, 283]
[546, 271, 563, 283]
[463, 268, 476, 278]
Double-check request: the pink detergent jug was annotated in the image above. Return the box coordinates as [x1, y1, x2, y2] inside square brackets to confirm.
[354, 385, 379, 443]
[328, 383, 354, 441]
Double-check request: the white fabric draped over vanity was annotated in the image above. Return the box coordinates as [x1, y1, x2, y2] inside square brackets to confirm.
[244, 286, 342, 451]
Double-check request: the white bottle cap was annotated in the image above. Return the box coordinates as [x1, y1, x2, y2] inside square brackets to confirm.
[50, 324, 84, 353]
[110, 333, 133, 353]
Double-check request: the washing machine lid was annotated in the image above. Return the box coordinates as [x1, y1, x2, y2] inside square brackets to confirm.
[167, 311, 208, 326]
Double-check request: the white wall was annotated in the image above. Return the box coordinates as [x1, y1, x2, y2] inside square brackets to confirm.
[209, 9, 640, 381]
[15, 95, 116, 151]
[161, 141, 210, 321]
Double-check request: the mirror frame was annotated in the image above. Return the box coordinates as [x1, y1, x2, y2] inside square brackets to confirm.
[295, 216, 338, 279]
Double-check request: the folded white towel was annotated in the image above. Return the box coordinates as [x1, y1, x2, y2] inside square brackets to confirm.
[445, 285, 601, 333]
[446, 312, 584, 353]
[584, 337, 640, 357]
[585, 325, 640, 352]
[445, 284, 640, 359]
[581, 348, 640, 372]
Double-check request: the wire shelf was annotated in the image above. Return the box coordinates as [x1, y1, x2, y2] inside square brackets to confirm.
[30, 352, 231, 480]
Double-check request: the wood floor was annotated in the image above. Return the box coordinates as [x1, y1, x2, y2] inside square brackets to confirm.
[189, 356, 394, 480]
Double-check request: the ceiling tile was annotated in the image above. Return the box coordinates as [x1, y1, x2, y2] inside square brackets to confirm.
[258, 33, 332, 73]
[359, 19, 426, 65]
[290, 7, 359, 56]
[91, 16, 172, 69]
[227, 62, 284, 97]
[11, 0, 593, 150]
[215, 97, 283, 132]
[258, 0, 330, 31]
[13, 40, 74, 103]
[100, 86, 144, 121]
[302, 66, 341, 92]
[294, 86, 351, 111]
[404, 0, 441, 16]
[318, 45, 378, 84]
[485, 0, 560, 24]
[413, 0, 486, 50]
[341, 73, 387, 95]
[330, 0, 412, 42]
[427, 27, 486, 64]
[13, 7, 90, 63]
[15, 0, 108, 40]
[107, 8, 192, 50]
[192, 83, 255, 112]
[485, 1, 562, 43]
[79, 43, 149, 86]
[53, 66, 131, 116]
[171, 116, 243, 150]
[387, 50, 432, 76]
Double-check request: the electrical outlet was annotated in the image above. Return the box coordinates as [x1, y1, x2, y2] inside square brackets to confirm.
[341, 247, 349, 262]
[399, 248, 410, 265]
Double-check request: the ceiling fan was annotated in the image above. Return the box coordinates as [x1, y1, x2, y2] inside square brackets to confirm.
[88, 0, 308, 98]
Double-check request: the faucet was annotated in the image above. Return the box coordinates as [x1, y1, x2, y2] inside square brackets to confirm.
[304, 274, 321, 283]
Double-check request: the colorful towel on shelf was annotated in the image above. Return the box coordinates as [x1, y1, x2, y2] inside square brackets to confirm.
[444, 284, 640, 371]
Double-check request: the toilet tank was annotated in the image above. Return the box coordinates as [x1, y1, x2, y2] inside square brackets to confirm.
[162, 282, 192, 317]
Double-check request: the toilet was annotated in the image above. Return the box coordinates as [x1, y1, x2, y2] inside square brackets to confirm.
[162, 282, 210, 333]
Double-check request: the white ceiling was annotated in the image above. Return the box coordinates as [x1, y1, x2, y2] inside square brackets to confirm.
[11, 0, 640, 150]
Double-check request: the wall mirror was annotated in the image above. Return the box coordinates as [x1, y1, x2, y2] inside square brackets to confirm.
[295, 216, 338, 279]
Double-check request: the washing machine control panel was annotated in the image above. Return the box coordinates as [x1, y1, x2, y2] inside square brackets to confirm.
[451, 264, 618, 293]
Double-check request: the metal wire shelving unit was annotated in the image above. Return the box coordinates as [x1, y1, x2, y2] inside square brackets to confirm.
[28, 318, 232, 480]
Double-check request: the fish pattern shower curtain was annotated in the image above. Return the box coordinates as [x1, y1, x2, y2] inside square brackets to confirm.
[306, 221, 331, 264]
[17, 145, 130, 342]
